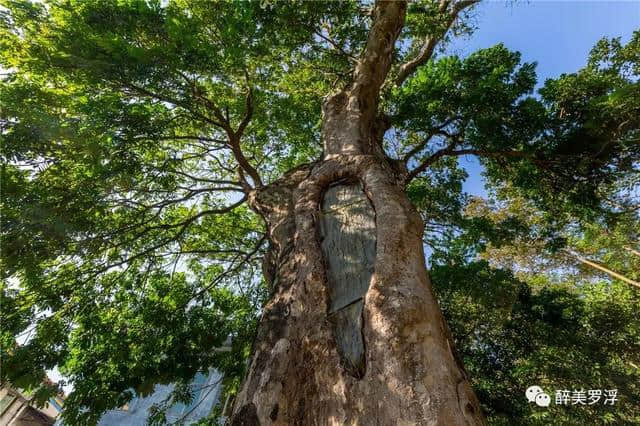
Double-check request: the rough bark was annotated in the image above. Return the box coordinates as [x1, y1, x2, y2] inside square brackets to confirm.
[234, 153, 484, 425]
[230, 1, 485, 424]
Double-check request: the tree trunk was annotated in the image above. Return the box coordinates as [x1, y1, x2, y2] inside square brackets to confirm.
[232, 132, 484, 425]
[232, 151, 483, 425]
[231, 2, 484, 423]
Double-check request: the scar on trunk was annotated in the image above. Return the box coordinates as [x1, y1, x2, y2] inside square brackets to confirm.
[320, 182, 376, 378]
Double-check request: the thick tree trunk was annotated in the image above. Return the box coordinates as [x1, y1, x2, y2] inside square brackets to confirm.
[232, 155, 482, 425]
[232, 156, 484, 425]
[231, 2, 484, 423]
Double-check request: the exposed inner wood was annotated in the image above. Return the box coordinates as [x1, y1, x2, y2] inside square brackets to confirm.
[328, 299, 366, 378]
[320, 183, 376, 378]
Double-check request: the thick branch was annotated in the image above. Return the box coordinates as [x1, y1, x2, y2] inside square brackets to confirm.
[175, 71, 263, 187]
[235, 86, 254, 138]
[215, 87, 263, 188]
[322, 0, 407, 156]
[228, 136, 263, 188]
[351, 0, 407, 115]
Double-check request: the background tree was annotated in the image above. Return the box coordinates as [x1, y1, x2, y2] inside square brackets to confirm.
[1, 1, 638, 424]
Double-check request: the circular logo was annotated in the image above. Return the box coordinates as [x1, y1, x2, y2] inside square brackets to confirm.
[535, 392, 551, 407]
[526, 385, 543, 402]
[526, 385, 550, 407]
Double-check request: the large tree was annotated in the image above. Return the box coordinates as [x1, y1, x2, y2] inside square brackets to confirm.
[1, 1, 638, 424]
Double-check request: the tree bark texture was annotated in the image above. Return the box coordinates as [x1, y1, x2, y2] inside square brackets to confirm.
[230, 1, 485, 424]
[232, 152, 484, 425]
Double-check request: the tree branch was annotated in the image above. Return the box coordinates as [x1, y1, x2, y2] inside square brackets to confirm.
[446, 148, 530, 159]
[136, 135, 228, 145]
[405, 144, 538, 182]
[235, 85, 254, 140]
[405, 139, 459, 182]
[189, 233, 267, 302]
[172, 170, 244, 188]
[123, 82, 226, 129]
[172, 71, 263, 187]
[395, 0, 480, 86]
[228, 137, 263, 188]
[625, 246, 640, 258]
[402, 117, 462, 162]
[350, 0, 408, 114]
[565, 249, 640, 289]
[90, 196, 248, 277]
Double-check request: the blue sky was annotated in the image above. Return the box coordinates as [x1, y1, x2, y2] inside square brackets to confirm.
[447, 1, 640, 196]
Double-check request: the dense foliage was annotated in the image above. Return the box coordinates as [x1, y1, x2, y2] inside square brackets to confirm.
[433, 262, 640, 425]
[1, 1, 638, 424]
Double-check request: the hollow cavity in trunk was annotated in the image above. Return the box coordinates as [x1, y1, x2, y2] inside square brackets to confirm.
[320, 183, 376, 378]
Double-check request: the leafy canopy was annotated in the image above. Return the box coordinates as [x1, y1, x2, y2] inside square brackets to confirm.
[1, 0, 638, 424]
